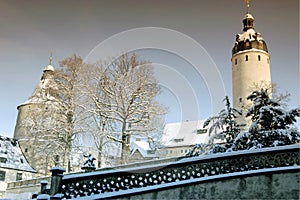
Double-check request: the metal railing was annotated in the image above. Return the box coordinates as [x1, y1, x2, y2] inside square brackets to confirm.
[53, 144, 299, 199]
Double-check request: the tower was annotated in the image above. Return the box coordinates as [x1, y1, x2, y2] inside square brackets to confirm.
[231, 0, 272, 128]
[14, 54, 68, 176]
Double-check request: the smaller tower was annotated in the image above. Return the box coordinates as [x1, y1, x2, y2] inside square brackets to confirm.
[14, 53, 66, 176]
[231, 0, 272, 128]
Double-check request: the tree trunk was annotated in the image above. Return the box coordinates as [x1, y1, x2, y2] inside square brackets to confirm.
[121, 122, 129, 164]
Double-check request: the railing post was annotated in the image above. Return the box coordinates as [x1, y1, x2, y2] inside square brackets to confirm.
[40, 180, 48, 194]
[50, 167, 65, 196]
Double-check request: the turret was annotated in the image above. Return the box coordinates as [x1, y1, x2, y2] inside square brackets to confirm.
[231, 0, 272, 129]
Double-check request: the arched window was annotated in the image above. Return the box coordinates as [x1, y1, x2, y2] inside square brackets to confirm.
[246, 55, 248, 61]
[235, 58, 237, 65]
[258, 55, 261, 61]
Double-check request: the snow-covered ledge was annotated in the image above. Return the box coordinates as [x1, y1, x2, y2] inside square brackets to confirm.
[55, 144, 299, 199]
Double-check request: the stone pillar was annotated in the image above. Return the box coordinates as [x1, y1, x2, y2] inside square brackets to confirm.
[50, 167, 65, 196]
[40, 180, 48, 194]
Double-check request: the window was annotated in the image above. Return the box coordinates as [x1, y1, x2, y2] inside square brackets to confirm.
[245, 55, 248, 61]
[0, 171, 5, 181]
[239, 98, 242, 103]
[174, 138, 184, 142]
[235, 58, 237, 65]
[197, 129, 207, 134]
[0, 157, 7, 163]
[258, 55, 261, 61]
[147, 150, 155, 155]
[181, 149, 183, 153]
[16, 173, 23, 181]
[267, 58, 270, 64]
[20, 158, 24, 164]
[25, 148, 28, 153]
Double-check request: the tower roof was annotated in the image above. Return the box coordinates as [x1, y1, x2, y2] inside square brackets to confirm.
[44, 64, 54, 72]
[17, 53, 58, 108]
[232, 1, 268, 55]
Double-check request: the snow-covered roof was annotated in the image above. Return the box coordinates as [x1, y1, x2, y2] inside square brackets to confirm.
[130, 140, 158, 158]
[18, 65, 58, 108]
[0, 135, 36, 172]
[44, 64, 54, 72]
[244, 13, 254, 19]
[161, 120, 215, 147]
[237, 29, 264, 43]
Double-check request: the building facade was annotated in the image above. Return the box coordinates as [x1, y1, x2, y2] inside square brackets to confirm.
[161, 120, 223, 157]
[0, 136, 36, 198]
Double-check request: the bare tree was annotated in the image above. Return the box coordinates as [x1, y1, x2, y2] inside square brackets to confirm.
[18, 53, 166, 172]
[54, 54, 92, 172]
[87, 53, 166, 165]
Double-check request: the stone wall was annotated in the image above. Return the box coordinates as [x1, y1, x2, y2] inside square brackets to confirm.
[116, 170, 299, 200]
[5, 176, 51, 199]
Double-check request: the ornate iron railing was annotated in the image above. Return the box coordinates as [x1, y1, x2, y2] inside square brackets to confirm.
[58, 144, 299, 199]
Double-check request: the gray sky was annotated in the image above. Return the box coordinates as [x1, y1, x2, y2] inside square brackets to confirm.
[0, 0, 299, 137]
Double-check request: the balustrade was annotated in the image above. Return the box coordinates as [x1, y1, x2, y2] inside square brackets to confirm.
[58, 144, 299, 199]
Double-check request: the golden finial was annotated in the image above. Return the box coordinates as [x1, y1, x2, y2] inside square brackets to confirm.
[49, 50, 53, 65]
[245, 0, 250, 13]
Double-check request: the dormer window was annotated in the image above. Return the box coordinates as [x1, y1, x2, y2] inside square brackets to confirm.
[197, 129, 207, 134]
[147, 150, 155, 154]
[0, 157, 7, 163]
[174, 138, 184, 143]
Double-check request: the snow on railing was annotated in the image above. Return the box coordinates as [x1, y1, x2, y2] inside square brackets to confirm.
[52, 144, 300, 199]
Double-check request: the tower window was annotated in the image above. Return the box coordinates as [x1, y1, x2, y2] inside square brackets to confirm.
[239, 98, 242, 103]
[258, 55, 261, 61]
[267, 58, 270, 63]
[245, 55, 248, 61]
[235, 59, 237, 65]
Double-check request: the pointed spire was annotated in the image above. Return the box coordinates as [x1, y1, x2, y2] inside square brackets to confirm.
[44, 50, 54, 72]
[242, 0, 254, 31]
[245, 0, 250, 14]
[49, 50, 53, 65]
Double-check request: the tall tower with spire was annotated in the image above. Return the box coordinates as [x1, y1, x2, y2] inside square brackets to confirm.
[232, 0, 272, 127]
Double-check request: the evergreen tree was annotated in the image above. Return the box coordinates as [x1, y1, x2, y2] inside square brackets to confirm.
[230, 89, 300, 151]
[203, 96, 241, 144]
[246, 89, 300, 131]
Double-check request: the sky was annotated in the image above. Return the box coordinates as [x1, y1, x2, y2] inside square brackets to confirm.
[0, 0, 299, 137]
